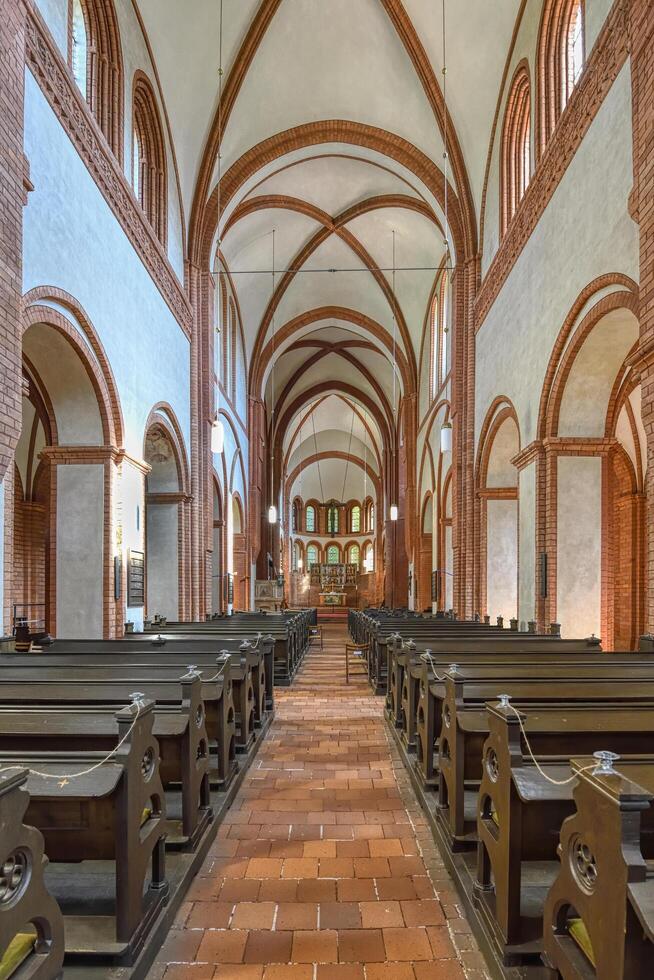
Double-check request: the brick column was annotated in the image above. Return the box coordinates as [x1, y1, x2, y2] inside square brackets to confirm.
[0, 0, 28, 483]
[630, 0, 654, 632]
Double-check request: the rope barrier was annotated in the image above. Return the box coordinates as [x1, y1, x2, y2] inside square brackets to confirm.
[500, 695, 617, 786]
[0, 695, 145, 784]
[416, 656, 620, 787]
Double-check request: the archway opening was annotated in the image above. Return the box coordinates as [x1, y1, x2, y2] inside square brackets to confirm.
[144, 423, 182, 621]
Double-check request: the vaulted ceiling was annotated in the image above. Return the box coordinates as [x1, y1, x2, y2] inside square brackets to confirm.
[135, 0, 522, 481]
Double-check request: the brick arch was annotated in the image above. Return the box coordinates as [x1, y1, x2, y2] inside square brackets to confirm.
[537, 275, 639, 440]
[22, 303, 120, 448]
[195, 121, 466, 272]
[132, 70, 167, 247]
[189, 0, 477, 267]
[418, 399, 451, 499]
[253, 307, 411, 399]
[474, 397, 520, 619]
[536, 0, 585, 159]
[285, 451, 381, 503]
[72, 0, 124, 161]
[143, 402, 190, 495]
[23, 286, 124, 447]
[500, 60, 531, 237]
[475, 397, 521, 491]
[540, 285, 640, 439]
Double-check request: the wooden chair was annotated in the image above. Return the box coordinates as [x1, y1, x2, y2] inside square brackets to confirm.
[309, 625, 323, 649]
[345, 642, 369, 683]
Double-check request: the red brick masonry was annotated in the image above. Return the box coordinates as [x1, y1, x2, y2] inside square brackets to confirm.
[148, 623, 487, 979]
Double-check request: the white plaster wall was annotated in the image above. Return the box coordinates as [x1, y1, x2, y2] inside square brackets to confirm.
[557, 456, 601, 639]
[481, 0, 617, 275]
[34, 0, 184, 276]
[476, 65, 637, 450]
[35, 0, 68, 57]
[146, 503, 178, 620]
[518, 463, 536, 627]
[57, 464, 104, 637]
[114, 0, 184, 276]
[486, 499, 518, 622]
[23, 72, 191, 462]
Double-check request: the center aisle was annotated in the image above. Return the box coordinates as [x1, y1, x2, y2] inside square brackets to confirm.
[148, 622, 488, 979]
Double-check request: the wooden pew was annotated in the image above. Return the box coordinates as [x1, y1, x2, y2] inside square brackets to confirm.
[474, 700, 654, 964]
[0, 672, 215, 846]
[412, 644, 650, 789]
[438, 672, 654, 847]
[31, 635, 276, 715]
[149, 618, 299, 686]
[0, 768, 65, 980]
[0, 699, 168, 962]
[542, 755, 654, 980]
[0, 656, 240, 790]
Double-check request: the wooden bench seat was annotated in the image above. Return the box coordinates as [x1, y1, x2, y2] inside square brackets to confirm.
[0, 661, 238, 791]
[413, 648, 654, 789]
[167, 608, 314, 677]
[0, 769, 65, 980]
[0, 699, 167, 963]
[0, 673, 213, 847]
[438, 672, 654, 847]
[542, 755, 654, 980]
[28, 635, 276, 714]
[475, 702, 654, 965]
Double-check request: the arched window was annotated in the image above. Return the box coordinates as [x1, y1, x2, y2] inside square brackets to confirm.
[348, 544, 360, 567]
[68, 0, 123, 161]
[292, 542, 302, 572]
[327, 504, 339, 535]
[364, 542, 374, 572]
[229, 300, 237, 402]
[537, 0, 585, 156]
[563, 1, 584, 108]
[350, 505, 361, 533]
[326, 544, 340, 565]
[431, 272, 450, 396]
[292, 500, 300, 533]
[71, 0, 87, 93]
[305, 505, 316, 533]
[133, 73, 167, 246]
[369, 503, 375, 533]
[500, 64, 531, 236]
[306, 544, 319, 567]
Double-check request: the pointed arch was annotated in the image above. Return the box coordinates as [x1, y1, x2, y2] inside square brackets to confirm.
[132, 70, 167, 246]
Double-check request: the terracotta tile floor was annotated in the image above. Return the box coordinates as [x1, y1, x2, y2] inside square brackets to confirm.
[148, 622, 489, 980]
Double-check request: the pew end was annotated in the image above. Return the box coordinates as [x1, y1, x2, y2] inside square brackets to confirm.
[0, 769, 65, 980]
[542, 755, 654, 980]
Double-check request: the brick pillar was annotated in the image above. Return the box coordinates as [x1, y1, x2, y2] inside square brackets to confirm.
[0, 0, 28, 483]
[630, 0, 654, 632]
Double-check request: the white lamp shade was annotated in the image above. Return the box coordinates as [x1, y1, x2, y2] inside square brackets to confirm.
[440, 422, 452, 453]
[268, 504, 277, 524]
[390, 504, 398, 521]
[211, 418, 225, 454]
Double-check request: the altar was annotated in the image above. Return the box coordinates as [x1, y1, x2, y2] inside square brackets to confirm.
[319, 591, 347, 607]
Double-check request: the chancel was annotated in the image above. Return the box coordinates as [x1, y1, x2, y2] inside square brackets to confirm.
[0, 0, 653, 977]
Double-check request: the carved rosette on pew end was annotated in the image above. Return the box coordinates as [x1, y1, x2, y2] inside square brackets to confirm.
[542, 756, 654, 980]
[7, 700, 169, 964]
[0, 769, 65, 980]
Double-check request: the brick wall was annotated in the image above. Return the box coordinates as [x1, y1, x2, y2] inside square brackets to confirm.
[0, 1, 27, 484]
[631, 0, 654, 632]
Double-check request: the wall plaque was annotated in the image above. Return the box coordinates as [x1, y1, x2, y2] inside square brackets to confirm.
[127, 549, 145, 607]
